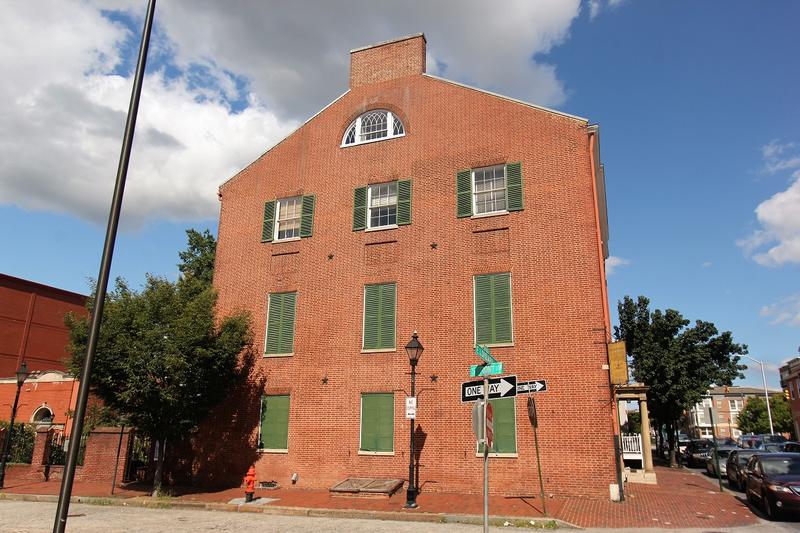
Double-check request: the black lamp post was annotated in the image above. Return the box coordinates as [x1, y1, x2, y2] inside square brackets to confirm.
[404, 331, 424, 509]
[0, 361, 30, 489]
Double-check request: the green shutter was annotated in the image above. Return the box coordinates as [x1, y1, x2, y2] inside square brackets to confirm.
[353, 186, 367, 231]
[260, 395, 290, 450]
[493, 273, 512, 343]
[261, 200, 276, 242]
[474, 273, 512, 345]
[363, 285, 380, 350]
[479, 398, 516, 454]
[361, 393, 393, 452]
[280, 292, 296, 353]
[474, 275, 493, 345]
[363, 283, 396, 350]
[300, 195, 315, 237]
[396, 180, 412, 225]
[456, 169, 472, 218]
[265, 292, 296, 354]
[380, 284, 396, 349]
[506, 162, 523, 212]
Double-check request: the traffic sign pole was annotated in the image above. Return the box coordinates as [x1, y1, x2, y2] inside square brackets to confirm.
[483, 377, 489, 533]
[527, 396, 547, 517]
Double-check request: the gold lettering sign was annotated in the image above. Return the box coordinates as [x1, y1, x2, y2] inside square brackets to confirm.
[608, 341, 628, 385]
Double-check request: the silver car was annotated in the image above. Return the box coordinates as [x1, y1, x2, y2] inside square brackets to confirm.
[706, 446, 738, 477]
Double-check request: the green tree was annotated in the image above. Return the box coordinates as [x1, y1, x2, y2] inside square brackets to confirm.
[737, 395, 795, 437]
[66, 229, 251, 494]
[615, 295, 746, 466]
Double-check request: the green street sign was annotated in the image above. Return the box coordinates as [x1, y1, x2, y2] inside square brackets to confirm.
[474, 345, 497, 365]
[470, 362, 503, 377]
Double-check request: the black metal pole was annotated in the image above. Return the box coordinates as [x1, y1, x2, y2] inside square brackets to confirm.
[0, 382, 23, 489]
[52, 2, 156, 531]
[405, 362, 418, 508]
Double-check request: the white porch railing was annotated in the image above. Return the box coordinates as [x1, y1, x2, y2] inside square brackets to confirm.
[622, 433, 643, 461]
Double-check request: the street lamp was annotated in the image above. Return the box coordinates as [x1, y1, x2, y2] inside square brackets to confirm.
[742, 355, 774, 435]
[404, 331, 424, 509]
[0, 361, 30, 489]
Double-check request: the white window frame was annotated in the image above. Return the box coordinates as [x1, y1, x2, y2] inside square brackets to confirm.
[366, 181, 398, 230]
[471, 165, 508, 217]
[699, 427, 713, 438]
[274, 196, 302, 242]
[729, 399, 742, 412]
[341, 110, 405, 147]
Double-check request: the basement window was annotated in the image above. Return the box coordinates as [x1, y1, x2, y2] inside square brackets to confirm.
[342, 110, 405, 147]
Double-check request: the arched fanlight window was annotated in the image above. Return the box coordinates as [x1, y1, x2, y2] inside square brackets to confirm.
[342, 109, 405, 146]
[32, 406, 54, 424]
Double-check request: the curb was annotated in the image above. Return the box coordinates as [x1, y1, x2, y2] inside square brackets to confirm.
[0, 492, 576, 529]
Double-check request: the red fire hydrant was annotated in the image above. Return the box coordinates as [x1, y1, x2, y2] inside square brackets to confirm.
[244, 466, 256, 502]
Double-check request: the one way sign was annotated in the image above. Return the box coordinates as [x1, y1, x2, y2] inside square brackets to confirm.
[461, 375, 517, 402]
[517, 379, 547, 394]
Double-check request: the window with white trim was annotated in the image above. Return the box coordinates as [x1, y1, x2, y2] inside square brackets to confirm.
[473, 165, 507, 215]
[729, 399, 742, 412]
[699, 427, 713, 438]
[368, 182, 398, 228]
[275, 196, 302, 240]
[342, 110, 405, 146]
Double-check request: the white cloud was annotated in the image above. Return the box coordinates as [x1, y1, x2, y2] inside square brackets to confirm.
[588, 0, 626, 20]
[702, 261, 712, 268]
[738, 140, 800, 266]
[0, 1, 297, 228]
[0, 0, 613, 227]
[605, 256, 630, 275]
[761, 294, 800, 327]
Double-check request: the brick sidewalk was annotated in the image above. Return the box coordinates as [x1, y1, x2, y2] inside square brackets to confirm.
[0, 466, 759, 528]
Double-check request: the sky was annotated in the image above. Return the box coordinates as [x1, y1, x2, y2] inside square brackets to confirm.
[1, 1, 798, 389]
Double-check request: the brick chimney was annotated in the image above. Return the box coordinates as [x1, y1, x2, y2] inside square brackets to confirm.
[349, 33, 426, 88]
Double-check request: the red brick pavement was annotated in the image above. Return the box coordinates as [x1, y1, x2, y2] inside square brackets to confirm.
[1, 466, 759, 528]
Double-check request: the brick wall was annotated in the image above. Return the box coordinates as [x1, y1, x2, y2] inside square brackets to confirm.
[350, 34, 426, 88]
[197, 36, 616, 498]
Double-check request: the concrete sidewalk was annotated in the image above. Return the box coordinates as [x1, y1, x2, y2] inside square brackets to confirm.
[0, 466, 761, 529]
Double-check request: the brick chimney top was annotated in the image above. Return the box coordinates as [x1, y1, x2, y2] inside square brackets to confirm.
[349, 33, 426, 88]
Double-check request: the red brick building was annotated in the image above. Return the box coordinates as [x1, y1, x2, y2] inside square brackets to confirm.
[0, 274, 86, 435]
[0, 273, 86, 376]
[208, 34, 617, 498]
[780, 359, 800, 438]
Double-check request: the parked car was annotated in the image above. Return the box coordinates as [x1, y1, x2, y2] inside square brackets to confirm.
[727, 449, 767, 491]
[706, 446, 738, 477]
[760, 434, 788, 444]
[744, 453, 800, 520]
[684, 439, 713, 467]
[782, 442, 800, 453]
[738, 435, 764, 449]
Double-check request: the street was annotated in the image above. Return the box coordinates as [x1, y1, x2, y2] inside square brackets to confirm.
[0, 500, 797, 533]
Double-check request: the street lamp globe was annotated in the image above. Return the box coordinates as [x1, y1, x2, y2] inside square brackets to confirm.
[16, 361, 29, 386]
[405, 331, 424, 366]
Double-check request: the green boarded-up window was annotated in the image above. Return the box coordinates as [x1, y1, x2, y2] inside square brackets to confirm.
[474, 273, 513, 346]
[362, 283, 396, 350]
[265, 292, 296, 354]
[360, 393, 394, 452]
[478, 397, 516, 454]
[259, 395, 290, 450]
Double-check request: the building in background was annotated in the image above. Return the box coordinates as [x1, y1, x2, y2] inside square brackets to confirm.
[0, 274, 86, 435]
[685, 386, 780, 440]
[780, 358, 800, 438]
[203, 34, 617, 498]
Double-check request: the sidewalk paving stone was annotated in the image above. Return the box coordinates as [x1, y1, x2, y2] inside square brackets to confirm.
[0, 466, 761, 528]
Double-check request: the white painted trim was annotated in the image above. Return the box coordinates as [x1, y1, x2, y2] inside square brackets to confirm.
[341, 110, 405, 148]
[358, 451, 395, 456]
[423, 73, 588, 123]
[471, 165, 509, 217]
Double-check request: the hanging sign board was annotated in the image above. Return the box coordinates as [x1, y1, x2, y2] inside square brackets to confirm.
[405, 396, 416, 419]
[608, 341, 628, 385]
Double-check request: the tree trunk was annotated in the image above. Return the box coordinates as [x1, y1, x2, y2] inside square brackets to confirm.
[668, 421, 677, 468]
[151, 438, 166, 497]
